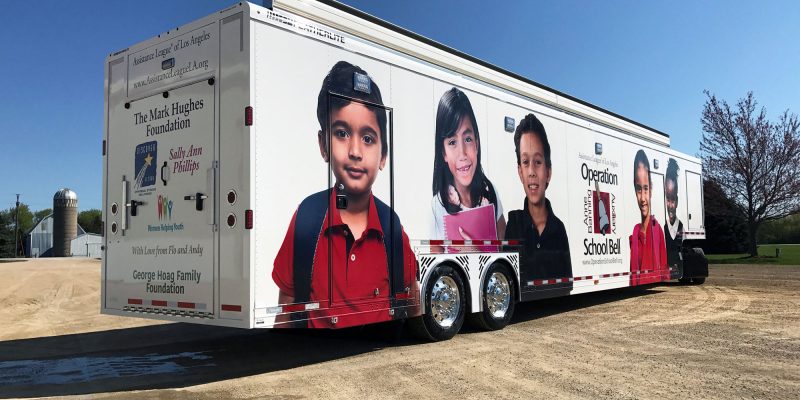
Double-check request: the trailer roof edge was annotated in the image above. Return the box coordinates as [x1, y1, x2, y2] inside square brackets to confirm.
[295, 0, 669, 142]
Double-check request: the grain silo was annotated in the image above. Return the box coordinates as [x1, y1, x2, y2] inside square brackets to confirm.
[53, 188, 78, 257]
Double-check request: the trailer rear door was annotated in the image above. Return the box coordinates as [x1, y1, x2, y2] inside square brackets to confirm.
[686, 171, 704, 232]
[105, 79, 216, 316]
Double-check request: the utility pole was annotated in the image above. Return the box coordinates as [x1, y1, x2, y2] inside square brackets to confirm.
[14, 194, 20, 258]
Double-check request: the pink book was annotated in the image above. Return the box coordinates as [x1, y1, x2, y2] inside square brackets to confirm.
[443, 204, 497, 240]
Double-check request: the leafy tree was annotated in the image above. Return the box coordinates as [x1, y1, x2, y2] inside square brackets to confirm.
[0, 203, 33, 257]
[34, 208, 52, 223]
[701, 91, 800, 256]
[14, 204, 34, 235]
[78, 209, 102, 234]
[0, 210, 13, 257]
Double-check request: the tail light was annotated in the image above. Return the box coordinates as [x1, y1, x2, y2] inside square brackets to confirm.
[245, 106, 253, 126]
[245, 209, 253, 229]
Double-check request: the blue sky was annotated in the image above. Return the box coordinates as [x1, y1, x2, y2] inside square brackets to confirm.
[1, 0, 797, 212]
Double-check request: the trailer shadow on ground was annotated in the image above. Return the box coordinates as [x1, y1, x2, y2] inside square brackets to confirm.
[503, 285, 663, 328]
[0, 286, 664, 398]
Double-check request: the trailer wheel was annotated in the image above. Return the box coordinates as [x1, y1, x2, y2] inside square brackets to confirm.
[685, 248, 708, 285]
[468, 263, 515, 331]
[409, 264, 466, 341]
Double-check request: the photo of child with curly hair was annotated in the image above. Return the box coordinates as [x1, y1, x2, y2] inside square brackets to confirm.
[664, 158, 684, 279]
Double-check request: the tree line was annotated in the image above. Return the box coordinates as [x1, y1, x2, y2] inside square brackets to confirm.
[0, 204, 101, 258]
[704, 182, 799, 253]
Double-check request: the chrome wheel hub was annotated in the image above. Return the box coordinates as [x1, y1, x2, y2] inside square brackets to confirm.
[430, 276, 460, 328]
[486, 271, 510, 318]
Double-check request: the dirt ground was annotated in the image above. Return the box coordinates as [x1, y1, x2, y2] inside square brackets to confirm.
[0, 258, 798, 399]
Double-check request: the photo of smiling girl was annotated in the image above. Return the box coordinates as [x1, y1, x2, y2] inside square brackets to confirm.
[431, 87, 505, 242]
[504, 113, 571, 291]
[629, 149, 668, 285]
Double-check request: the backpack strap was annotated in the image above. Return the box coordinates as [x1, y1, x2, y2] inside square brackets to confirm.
[292, 191, 408, 324]
[292, 189, 329, 326]
[374, 197, 407, 312]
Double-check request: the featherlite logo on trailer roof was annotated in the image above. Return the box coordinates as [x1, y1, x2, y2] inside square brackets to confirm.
[264, 9, 345, 44]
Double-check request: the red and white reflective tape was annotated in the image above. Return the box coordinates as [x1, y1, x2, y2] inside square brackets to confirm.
[526, 269, 655, 287]
[127, 298, 208, 310]
[127, 298, 243, 312]
[416, 239, 520, 246]
[265, 302, 321, 315]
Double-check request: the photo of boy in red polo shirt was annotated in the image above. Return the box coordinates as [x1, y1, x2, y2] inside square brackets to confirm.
[272, 61, 417, 329]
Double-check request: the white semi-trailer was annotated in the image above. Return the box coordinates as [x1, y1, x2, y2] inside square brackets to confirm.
[102, 0, 707, 341]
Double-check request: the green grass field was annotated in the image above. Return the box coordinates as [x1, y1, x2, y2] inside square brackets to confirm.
[706, 244, 800, 265]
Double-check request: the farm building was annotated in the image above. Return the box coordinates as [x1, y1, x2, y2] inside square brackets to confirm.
[25, 214, 102, 258]
[24, 189, 102, 258]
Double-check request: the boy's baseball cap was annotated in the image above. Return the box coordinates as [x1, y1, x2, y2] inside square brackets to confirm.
[317, 61, 388, 156]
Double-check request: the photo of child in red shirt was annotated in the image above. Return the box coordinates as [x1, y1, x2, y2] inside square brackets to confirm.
[629, 149, 668, 285]
[272, 61, 417, 328]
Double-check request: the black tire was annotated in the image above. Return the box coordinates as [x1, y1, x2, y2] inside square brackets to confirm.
[468, 263, 516, 331]
[678, 278, 692, 284]
[691, 277, 706, 285]
[408, 264, 466, 341]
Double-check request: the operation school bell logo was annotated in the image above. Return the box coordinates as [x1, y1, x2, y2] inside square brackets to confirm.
[134, 141, 157, 189]
[584, 181, 617, 235]
[158, 194, 173, 220]
[580, 161, 619, 235]
[593, 181, 612, 234]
